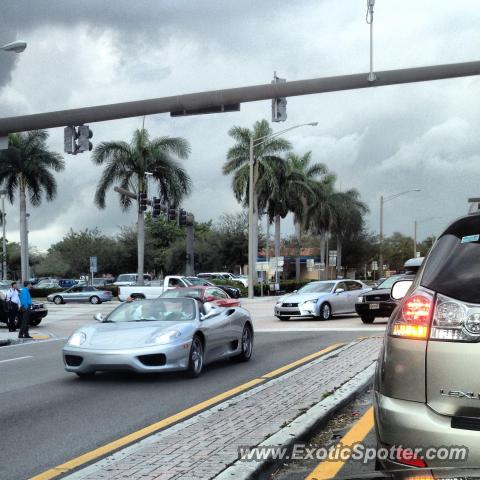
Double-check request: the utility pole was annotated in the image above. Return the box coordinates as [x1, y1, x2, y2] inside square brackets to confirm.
[186, 213, 195, 276]
[0, 191, 7, 280]
[414, 219, 418, 258]
[379, 195, 384, 278]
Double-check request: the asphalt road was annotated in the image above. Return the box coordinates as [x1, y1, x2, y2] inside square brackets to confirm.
[0, 329, 376, 480]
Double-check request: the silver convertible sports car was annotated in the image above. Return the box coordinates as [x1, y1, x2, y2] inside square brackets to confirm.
[63, 298, 254, 378]
[274, 279, 371, 320]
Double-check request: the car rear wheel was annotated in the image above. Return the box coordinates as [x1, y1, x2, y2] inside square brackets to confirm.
[89, 296, 101, 305]
[233, 325, 253, 362]
[187, 335, 204, 378]
[361, 315, 375, 324]
[53, 296, 63, 305]
[319, 303, 332, 320]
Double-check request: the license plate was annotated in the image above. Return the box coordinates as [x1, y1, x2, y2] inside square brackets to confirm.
[369, 303, 380, 310]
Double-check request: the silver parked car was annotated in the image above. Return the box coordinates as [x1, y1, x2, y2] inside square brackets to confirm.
[47, 285, 113, 305]
[62, 297, 254, 377]
[274, 279, 371, 320]
[375, 208, 480, 469]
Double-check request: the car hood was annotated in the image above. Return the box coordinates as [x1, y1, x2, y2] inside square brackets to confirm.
[76, 321, 194, 350]
[279, 292, 331, 303]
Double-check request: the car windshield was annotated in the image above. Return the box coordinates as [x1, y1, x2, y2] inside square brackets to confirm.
[160, 288, 203, 299]
[297, 282, 335, 294]
[117, 274, 135, 282]
[105, 299, 197, 323]
[376, 276, 402, 290]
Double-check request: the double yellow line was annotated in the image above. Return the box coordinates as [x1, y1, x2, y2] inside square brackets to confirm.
[32, 342, 344, 480]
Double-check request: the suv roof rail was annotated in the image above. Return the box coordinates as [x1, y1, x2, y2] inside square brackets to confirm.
[468, 197, 480, 215]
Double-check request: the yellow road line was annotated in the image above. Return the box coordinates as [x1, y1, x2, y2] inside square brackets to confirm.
[305, 407, 374, 480]
[31, 342, 346, 480]
[262, 343, 344, 379]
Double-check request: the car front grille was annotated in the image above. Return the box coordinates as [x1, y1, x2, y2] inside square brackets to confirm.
[65, 355, 83, 367]
[282, 303, 298, 308]
[137, 354, 167, 367]
[365, 293, 391, 302]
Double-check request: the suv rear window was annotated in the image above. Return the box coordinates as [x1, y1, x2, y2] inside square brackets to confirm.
[421, 215, 480, 303]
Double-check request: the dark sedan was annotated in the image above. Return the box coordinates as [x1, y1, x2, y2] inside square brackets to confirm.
[185, 277, 241, 299]
[0, 299, 48, 328]
[355, 275, 404, 323]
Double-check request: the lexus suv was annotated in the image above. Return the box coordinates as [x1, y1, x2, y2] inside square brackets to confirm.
[375, 206, 480, 469]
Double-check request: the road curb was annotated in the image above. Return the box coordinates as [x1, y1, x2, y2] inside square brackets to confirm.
[214, 361, 376, 480]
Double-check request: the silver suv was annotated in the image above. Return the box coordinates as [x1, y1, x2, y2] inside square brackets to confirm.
[375, 209, 480, 469]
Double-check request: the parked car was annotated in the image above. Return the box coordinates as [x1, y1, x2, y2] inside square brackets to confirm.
[113, 273, 152, 286]
[275, 279, 371, 320]
[118, 276, 191, 301]
[33, 278, 60, 289]
[58, 279, 78, 289]
[63, 297, 253, 377]
[185, 277, 241, 299]
[374, 211, 480, 469]
[197, 272, 247, 287]
[355, 274, 405, 323]
[161, 286, 241, 307]
[47, 286, 113, 304]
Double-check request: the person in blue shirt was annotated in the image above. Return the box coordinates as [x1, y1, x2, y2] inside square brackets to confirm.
[19, 281, 33, 339]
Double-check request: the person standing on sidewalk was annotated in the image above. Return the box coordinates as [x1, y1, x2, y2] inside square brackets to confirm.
[19, 281, 33, 339]
[6, 282, 20, 332]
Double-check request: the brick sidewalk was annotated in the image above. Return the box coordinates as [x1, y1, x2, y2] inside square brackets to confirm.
[65, 338, 381, 480]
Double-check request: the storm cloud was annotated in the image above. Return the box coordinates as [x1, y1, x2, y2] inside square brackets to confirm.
[0, 0, 479, 251]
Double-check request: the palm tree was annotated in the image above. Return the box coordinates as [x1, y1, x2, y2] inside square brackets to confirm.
[223, 120, 291, 274]
[282, 152, 331, 281]
[305, 176, 337, 279]
[92, 128, 191, 285]
[0, 130, 64, 281]
[329, 189, 369, 278]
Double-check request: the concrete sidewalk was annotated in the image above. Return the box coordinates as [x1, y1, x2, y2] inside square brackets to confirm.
[63, 337, 381, 480]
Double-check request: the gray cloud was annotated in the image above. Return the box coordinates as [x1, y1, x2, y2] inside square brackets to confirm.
[1, 0, 480, 252]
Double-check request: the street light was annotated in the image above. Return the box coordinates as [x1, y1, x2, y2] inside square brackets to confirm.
[0, 41, 27, 54]
[379, 189, 421, 277]
[248, 122, 318, 298]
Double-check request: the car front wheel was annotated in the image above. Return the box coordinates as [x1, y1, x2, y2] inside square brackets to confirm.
[319, 303, 332, 320]
[187, 335, 204, 378]
[30, 318, 42, 327]
[53, 296, 63, 305]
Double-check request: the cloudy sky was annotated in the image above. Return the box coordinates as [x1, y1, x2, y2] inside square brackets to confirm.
[0, 0, 479, 252]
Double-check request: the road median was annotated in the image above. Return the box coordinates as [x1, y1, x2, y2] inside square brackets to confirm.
[46, 337, 381, 480]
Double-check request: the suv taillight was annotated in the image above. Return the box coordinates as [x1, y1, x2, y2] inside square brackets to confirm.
[389, 287, 434, 340]
[430, 293, 480, 342]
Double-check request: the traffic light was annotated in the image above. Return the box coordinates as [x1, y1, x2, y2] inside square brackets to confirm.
[179, 209, 187, 226]
[64, 126, 75, 154]
[77, 125, 93, 152]
[168, 207, 177, 222]
[138, 192, 148, 212]
[271, 72, 287, 122]
[64, 125, 93, 154]
[152, 197, 162, 218]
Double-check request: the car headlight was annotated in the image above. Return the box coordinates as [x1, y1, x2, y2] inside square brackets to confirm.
[68, 332, 86, 347]
[276, 298, 284, 305]
[357, 296, 364, 303]
[301, 300, 316, 312]
[154, 330, 181, 345]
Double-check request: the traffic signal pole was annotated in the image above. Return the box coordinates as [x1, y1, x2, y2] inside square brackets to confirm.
[1, 61, 480, 135]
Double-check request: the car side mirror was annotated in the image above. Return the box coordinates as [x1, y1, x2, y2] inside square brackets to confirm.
[293, 290, 297, 293]
[335, 288, 345, 294]
[201, 302, 220, 320]
[93, 312, 104, 322]
[391, 280, 413, 301]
